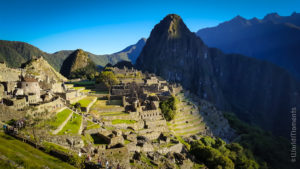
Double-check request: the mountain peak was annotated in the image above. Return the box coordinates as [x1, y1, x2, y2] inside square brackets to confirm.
[60, 49, 94, 78]
[137, 38, 147, 45]
[164, 14, 182, 21]
[151, 14, 191, 39]
[229, 15, 248, 24]
[263, 12, 281, 21]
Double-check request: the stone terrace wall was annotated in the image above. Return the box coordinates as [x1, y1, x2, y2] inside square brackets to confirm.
[139, 110, 163, 120]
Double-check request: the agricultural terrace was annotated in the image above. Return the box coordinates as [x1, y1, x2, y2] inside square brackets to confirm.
[76, 96, 97, 108]
[49, 108, 72, 129]
[58, 113, 82, 135]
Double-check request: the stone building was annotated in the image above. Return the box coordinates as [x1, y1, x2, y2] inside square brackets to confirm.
[3, 97, 28, 110]
[21, 77, 41, 100]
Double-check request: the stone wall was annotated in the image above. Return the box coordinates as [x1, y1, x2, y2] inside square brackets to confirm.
[21, 81, 40, 97]
[80, 97, 97, 113]
[157, 143, 183, 154]
[139, 110, 163, 120]
[145, 120, 167, 129]
[108, 136, 124, 148]
[0, 67, 21, 82]
[109, 120, 144, 131]
[30, 97, 65, 115]
[96, 147, 130, 169]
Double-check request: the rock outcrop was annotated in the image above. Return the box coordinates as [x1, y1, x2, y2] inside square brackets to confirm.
[22, 56, 67, 82]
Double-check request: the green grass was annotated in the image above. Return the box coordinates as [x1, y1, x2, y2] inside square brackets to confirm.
[49, 109, 72, 129]
[0, 132, 75, 169]
[58, 113, 82, 135]
[82, 89, 91, 93]
[124, 139, 131, 144]
[72, 87, 85, 90]
[140, 153, 157, 168]
[104, 126, 115, 130]
[77, 97, 96, 108]
[71, 81, 95, 86]
[176, 129, 201, 136]
[111, 119, 137, 125]
[43, 141, 70, 154]
[173, 123, 203, 131]
[81, 134, 93, 146]
[98, 111, 128, 116]
[86, 121, 100, 130]
[175, 135, 191, 150]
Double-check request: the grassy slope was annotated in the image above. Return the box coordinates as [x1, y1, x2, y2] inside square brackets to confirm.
[58, 113, 82, 135]
[0, 132, 75, 169]
[50, 109, 72, 129]
[77, 97, 96, 107]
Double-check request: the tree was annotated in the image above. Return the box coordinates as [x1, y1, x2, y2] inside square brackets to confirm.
[159, 96, 178, 121]
[96, 71, 119, 101]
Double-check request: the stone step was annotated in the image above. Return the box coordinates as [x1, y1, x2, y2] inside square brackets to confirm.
[171, 118, 202, 126]
[172, 121, 203, 131]
[175, 111, 199, 118]
[174, 114, 201, 122]
[174, 124, 206, 137]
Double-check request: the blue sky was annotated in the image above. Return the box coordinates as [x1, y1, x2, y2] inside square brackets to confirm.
[0, 0, 299, 54]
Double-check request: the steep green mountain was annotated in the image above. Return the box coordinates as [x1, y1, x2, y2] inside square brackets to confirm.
[0, 38, 146, 71]
[0, 40, 66, 71]
[60, 49, 98, 79]
[135, 14, 300, 140]
[196, 12, 300, 79]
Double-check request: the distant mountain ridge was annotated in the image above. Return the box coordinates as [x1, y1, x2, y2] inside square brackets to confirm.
[0, 38, 146, 71]
[196, 12, 300, 79]
[136, 14, 300, 141]
[0, 40, 66, 71]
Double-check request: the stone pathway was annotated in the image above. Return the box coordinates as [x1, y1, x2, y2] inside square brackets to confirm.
[52, 108, 74, 134]
[78, 114, 84, 135]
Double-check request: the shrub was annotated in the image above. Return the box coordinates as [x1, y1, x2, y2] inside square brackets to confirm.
[159, 96, 178, 121]
[190, 137, 259, 169]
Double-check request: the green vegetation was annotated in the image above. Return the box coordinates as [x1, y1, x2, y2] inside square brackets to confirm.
[0, 132, 75, 169]
[58, 113, 82, 135]
[69, 65, 98, 80]
[124, 139, 131, 144]
[140, 153, 158, 168]
[190, 136, 259, 169]
[49, 109, 72, 129]
[175, 135, 191, 150]
[98, 111, 128, 116]
[86, 120, 100, 130]
[76, 97, 96, 108]
[96, 71, 119, 100]
[72, 86, 84, 90]
[70, 80, 95, 86]
[82, 89, 91, 93]
[224, 113, 299, 169]
[43, 141, 70, 154]
[111, 119, 137, 125]
[160, 96, 178, 121]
